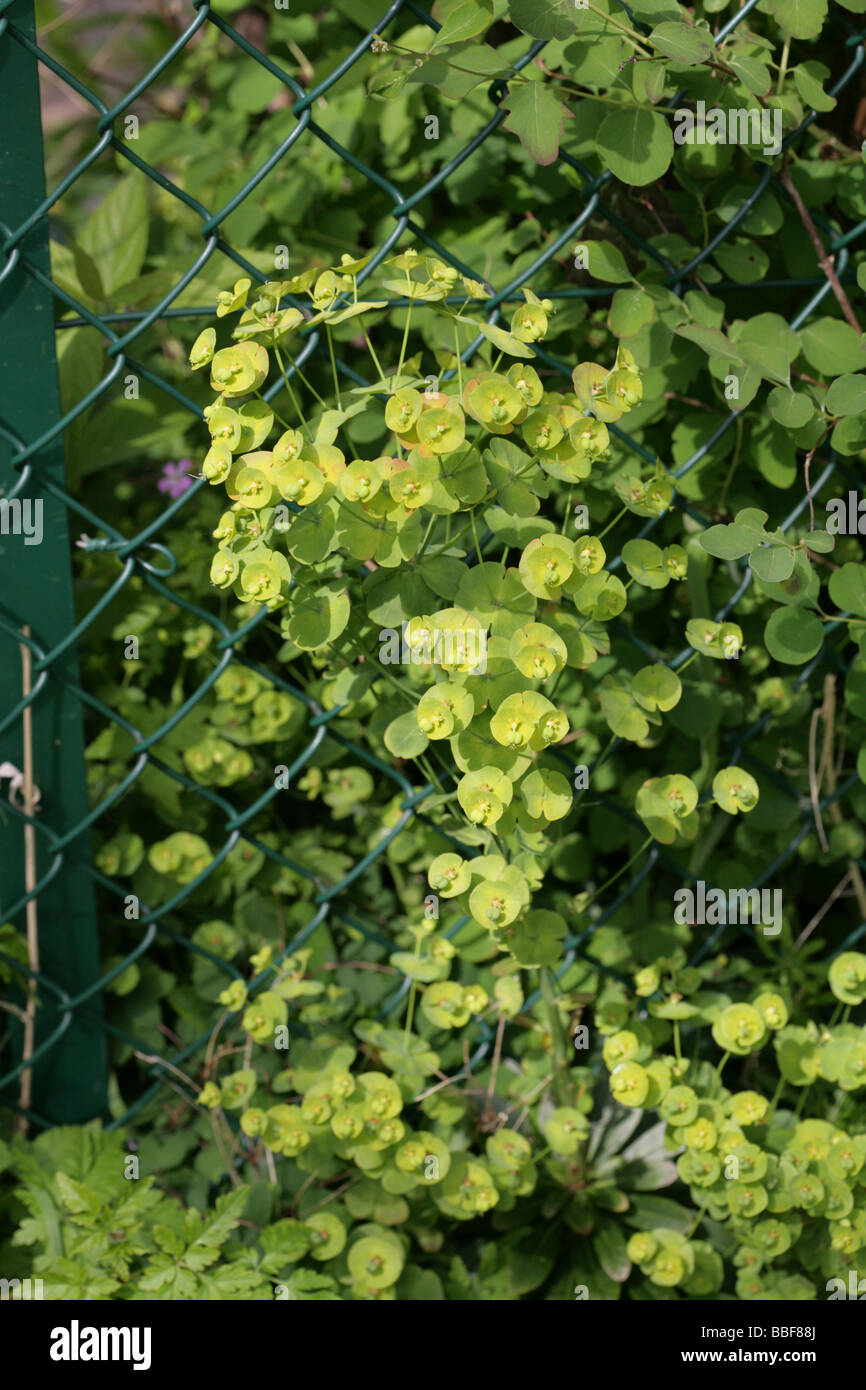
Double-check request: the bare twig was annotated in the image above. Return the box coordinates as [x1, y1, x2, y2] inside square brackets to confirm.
[0, 1000, 27, 1024]
[485, 1014, 507, 1118]
[505, 1070, 556, 1134]
[314, 960, 398, 975]
[794, 869, 851, 951]
[808, 704, 830, 852]
[134, 1050, 201, 1095]
[780, 162, 862, 333]
[264, 1145, 278, 1187]
[202, 1006, 232, 1081]
[157, 1021, 185, 1049]
[412, 1069, 467, 1104]
[819, 682, 856, 857]
[210, 1110, 243, 1190]
[303, 1176, 360, 1215]
[802, 437, 827, 531]
[292, 1168, 322, 1213]
[808, 676, 866, 931]
[664, 392, 725, 415]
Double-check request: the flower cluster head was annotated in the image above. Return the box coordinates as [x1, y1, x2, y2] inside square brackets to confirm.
[572, 345, 643, 424]
[593, 945, 866, 1298]
[181, 257, 860, 1308]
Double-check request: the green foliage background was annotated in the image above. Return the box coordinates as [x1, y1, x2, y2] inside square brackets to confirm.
[2, 0, 866, 1301]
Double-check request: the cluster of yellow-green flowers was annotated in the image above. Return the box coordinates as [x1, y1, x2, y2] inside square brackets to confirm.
[601, 953, 866, 1298]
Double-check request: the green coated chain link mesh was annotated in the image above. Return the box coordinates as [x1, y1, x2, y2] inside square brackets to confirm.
[2, 0, 866, 1134]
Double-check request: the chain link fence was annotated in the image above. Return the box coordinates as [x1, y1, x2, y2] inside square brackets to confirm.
[1, 0, 865, 1131]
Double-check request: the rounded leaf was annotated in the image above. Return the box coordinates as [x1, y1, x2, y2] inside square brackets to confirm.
[712, 766, 760, 814]
[828, 952, 866, 1005]
[595, 107, 674, 187]
[427, 853, 472, 898]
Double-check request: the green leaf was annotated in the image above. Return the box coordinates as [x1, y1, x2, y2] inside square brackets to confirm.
[800, 317, 866, 376]
[562, 34, 624, 87]
[763, 607, 823, 665]
[728, 55, 771, 96]
[674, 323, 745, 364]
[712, 239, 769, 285]
[712, 765, 759, 814]
[457, 559, 534, 628]
[685, 618, 743, 660]
[431, 0, 494, 47]
[595, 107, 674, 187]
[508, 908, 566, 966]
[287, 502, 337, 565]
[309, 402, 369, 441]
[571, 570, 628, 620]
[459, 316, 535, 359]
[626, 1194, 694, 1234]
[390, 951, 447, 983]
[182, 1187, 249, 1270]
[631, 665, 681, 713]
[577, 240, 632, 284]
[410, 43, 505, 100]
[608, 287, 654, 336]
[503, 82, 570, 166]
[803, 529, 834, 554]
[649, 21, 713, 66]
[829, 563, 866, 617]
[750, 418, 796, 488]
[313, 300, 387, 327]
[632, 59, 667, 104]
[57, 326, 104, 418]
[767, 387, 814, 429]
[700, 515, 766, 560]
[761, 0, 827, 40]
[736, 312, 801, 369]
[734, 341, 791, 387]
[600, 676, 651, 741]
[79, 175, 148, 296]
[826, 373, 866, 416]
[792, 60, 836, 112]
[593, 1220, 631, 1282]
[228, 65, 284, 113]
[54, 1172, 102, 1219]
[749, 544, 795, 583]
[70, 242, 105, 301]
[369, 67, 410, 99]
[519, 767, 573, 821]
[477, 52, 524, 98]
[621, 538, 668, 588]
[756, 549, 820, 608]
[831, 413, 866, 456]
[384, 711, 430, 759]
[286, 586, 350, 650]
[508, 0, 579, 39]
[283, 1269, 342, 1300]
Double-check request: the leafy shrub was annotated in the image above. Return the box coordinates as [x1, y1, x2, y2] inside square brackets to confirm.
[3, 0, 866, 1303]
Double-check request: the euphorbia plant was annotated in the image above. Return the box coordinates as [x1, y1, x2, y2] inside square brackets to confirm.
[187, 253, 757, 967]
[600, 947, 866, 1299]
[6, 0, 864, 1308]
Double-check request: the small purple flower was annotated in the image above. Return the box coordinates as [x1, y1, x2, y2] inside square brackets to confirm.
[158, 459, 195, 499]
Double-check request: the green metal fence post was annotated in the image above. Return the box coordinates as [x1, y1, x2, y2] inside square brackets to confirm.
[0, 0, 108, 1124]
